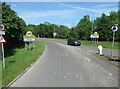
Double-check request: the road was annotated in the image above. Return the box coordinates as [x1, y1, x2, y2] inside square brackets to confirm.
[10, 38, 118, 87]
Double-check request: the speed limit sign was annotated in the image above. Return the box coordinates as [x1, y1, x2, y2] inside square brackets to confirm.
[111, 25, 118, 32]
[0, 24, 5, 31]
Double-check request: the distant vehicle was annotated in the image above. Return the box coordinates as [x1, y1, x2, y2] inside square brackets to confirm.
[67, 39, 81, 46]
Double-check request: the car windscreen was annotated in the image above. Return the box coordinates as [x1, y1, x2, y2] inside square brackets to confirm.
[72, 39, 78, 41]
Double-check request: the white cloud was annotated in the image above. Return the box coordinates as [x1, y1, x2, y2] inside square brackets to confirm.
[58, 2, 118, 17]
[10, 4, 16, 6]
[20, 9, 79, 19]
[92, 3, 118, 8]
[59, 3, 101, 13]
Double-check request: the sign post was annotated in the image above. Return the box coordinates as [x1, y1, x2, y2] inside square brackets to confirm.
[91, 32, 99, 44]
[53, 32, 57, 39]
[111, 25, 118, 59]
[2, 43, 5, 68]
[0, 24, 6, 69]
[23, 31, 36, 50]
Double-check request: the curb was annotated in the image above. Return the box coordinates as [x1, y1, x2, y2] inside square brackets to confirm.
[94, 53, 120, 67]
[4, 44, 47, 88]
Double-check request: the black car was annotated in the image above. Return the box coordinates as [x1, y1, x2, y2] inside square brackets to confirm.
[67, 39, 81, 46]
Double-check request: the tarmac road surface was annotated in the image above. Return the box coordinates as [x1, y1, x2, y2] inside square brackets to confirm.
[10, 38, 118, 87]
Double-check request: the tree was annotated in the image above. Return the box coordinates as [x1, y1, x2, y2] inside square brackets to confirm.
[76, 15, 92, 40]
[94, 12, 118, 41]
[2, 2, 26, 56]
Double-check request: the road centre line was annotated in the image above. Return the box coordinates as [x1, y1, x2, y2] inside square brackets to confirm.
[84, 52, 90, 55]
[88, 50, 95, 53]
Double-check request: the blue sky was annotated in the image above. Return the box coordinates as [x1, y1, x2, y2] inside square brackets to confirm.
[7, 2, 118, 28]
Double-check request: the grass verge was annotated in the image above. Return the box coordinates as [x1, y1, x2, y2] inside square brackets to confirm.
[2, 40, 45, 87]
[80, 40, 119, 50]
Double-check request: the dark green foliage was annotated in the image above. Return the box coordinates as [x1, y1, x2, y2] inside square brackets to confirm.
[94, 12, 118, 41]
[2, 2, 26, 57]
[75, 12, 119, 41]
[76, 15, 92, 40]
[27, 22, 70, 39]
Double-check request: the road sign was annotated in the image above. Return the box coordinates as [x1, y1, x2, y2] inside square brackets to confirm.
[93, 32, 99, 38]
[23, 31, 36, 42]
[111, 26, 118, 32]
[90, 35, 93, 38]
[0, 31, 5, 35]
[26, 31, 32, 36]
[0, 24, 5, 31]
[53, 32, 57, 37]
[111, 25, 118, 59]
[0, 35, 6, 43]
[23, 37, 36, 42]
[92, 35, 99, 38]
[94, 32, 99, 35]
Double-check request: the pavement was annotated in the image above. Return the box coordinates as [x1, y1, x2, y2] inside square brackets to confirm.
[9, 38, 119, 87]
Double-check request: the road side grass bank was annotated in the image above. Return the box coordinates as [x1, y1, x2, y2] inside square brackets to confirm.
[80, 40, 119, 50]
[2, 41, 45, 87]
[40, 38, 119, 50]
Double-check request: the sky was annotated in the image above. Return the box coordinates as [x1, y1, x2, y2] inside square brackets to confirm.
[6, 1, 118, 28]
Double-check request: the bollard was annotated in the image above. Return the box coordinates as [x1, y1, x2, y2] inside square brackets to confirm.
[98, 45, 103, 55]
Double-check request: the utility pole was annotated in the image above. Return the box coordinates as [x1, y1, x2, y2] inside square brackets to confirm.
[91, 14, 94, 34]
[91, 14, 94, 43]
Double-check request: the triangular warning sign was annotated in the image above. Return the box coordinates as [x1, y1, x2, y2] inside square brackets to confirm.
[0, 35, 6, 43]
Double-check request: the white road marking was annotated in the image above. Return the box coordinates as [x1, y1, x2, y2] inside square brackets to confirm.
[96, 64, 112, 76]
[88, 50, 95, 53]
[64, 75, 67, 79]
[84, 52, 90, 55]
[66, 73, 70, 75]
[64, 73, 70, 79]
[84, 57, 90, 62]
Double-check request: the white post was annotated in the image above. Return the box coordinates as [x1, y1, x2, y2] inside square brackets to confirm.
[25, 42, 27, 50]
[111, 31, 115, 59]
[97, 38, 98, 44]
[2, 43, 5, 68]
[33, 42, 35, 50]
[98, 45, 103, 55]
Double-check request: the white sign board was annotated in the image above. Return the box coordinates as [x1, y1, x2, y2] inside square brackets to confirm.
[93, 35, 99, 38]
[94, 32, 98, 34]
[0, 31, 5, 35]
[111, 26, 118, 32]
[0, 24, 5, 31]
[23, 37, 35, 42]
[0, 35, 6, 43]
[93, 31, 99, 38]
[53, 32, 57, 37]
[26, 31, 32, 36]
[90, 35, 93, 38]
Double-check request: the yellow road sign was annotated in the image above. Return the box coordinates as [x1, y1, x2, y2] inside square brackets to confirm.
[23, 31, 36, 42]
